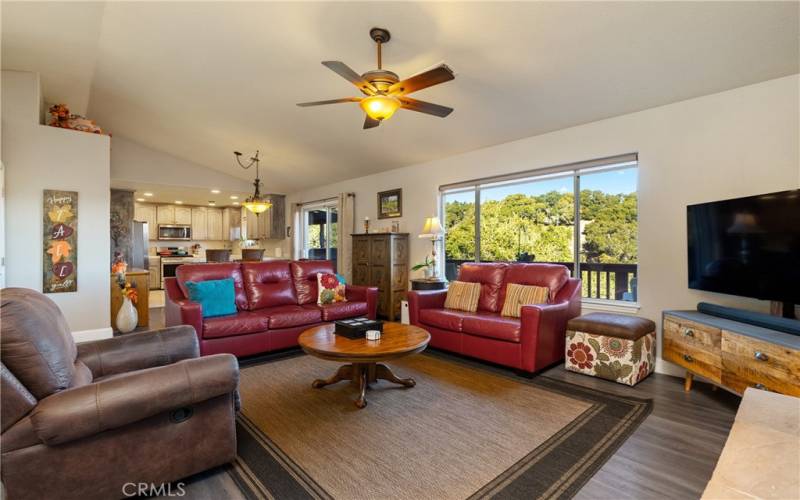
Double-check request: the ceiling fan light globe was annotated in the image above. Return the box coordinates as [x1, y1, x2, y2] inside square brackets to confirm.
[360, 95, 400, 121]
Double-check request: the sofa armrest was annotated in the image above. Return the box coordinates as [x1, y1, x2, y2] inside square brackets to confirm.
[77, 326, 199, 379]
[345, 285, 379, 320]
[164, 277, 203, 342]
[519, 302, 571, 371]
[31, 354, 238, 445]
[407, 290, 448, 325]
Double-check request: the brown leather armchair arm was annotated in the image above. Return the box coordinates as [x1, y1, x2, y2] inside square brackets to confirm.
[31, 354, 238, 445]
[77, 325, 199, 379]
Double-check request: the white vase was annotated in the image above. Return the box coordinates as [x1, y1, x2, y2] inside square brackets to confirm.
[116, 296, 138, 333]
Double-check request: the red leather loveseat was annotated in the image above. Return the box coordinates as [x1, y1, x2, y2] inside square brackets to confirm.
[165, 260, 378, 357]
[408, 263, 581, 374]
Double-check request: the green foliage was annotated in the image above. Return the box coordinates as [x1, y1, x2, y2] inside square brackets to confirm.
[444, 189, 637, 264]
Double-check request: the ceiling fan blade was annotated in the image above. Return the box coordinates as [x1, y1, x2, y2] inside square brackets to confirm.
[399, 97, 453, 117]
[296, 97, 361, 107]
[363, 115, 381, 129]
[388, 64, 455, 96]
[321, 61, 377, 95]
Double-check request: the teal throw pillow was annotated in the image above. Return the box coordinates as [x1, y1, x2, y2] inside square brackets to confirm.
[185, 278, 237, 318]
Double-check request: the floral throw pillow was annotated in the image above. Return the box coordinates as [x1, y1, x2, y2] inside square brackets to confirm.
[317, 273, 347, 305]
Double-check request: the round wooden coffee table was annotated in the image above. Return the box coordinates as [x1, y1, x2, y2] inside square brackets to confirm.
[298, 322, 430, 408]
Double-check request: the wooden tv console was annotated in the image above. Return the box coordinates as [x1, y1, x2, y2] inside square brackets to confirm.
[662, 310, 800, 397]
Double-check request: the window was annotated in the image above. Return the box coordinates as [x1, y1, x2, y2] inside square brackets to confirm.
[441, 154, 638, 303]
[301, 201, 338, 270]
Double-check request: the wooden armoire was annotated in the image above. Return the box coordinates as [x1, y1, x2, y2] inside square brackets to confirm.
[351, 233, 409, 321]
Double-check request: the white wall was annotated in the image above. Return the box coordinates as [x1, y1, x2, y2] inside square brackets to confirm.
[286, 74, 800, 375]
[111, 135, 251, 193]
[2, 70, 112, 335]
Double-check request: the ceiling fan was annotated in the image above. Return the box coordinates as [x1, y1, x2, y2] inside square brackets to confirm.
[297, 27, 455, 129]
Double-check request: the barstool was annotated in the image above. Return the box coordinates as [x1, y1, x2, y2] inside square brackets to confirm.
[241, 248, 265, 261]
[205, 249, 231, 262]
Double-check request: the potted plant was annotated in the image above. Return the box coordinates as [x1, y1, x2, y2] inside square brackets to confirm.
[412, 256, 434, 279]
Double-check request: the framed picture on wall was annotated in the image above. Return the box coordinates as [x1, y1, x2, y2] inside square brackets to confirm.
[377, 189, 402, 219]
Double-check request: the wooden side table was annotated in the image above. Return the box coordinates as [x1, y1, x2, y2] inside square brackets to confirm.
[411, 279, 447, 291]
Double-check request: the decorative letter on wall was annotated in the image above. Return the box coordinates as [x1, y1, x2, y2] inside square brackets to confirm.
[43, 189, 78, 293]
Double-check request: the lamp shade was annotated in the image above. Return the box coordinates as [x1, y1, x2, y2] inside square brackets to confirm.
[243, 198, 271, 214]
[419, 216, 444, 238]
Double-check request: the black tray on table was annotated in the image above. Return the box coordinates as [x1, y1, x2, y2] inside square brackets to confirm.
[333, 317, 384, 339]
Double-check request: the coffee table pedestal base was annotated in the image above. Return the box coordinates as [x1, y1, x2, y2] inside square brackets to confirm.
[312, 362, 415, 408]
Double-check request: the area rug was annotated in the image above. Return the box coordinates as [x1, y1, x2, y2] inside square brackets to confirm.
[229, 352, 652, 500]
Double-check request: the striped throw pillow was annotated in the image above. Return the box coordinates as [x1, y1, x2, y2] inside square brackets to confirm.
[444, 281, 481, 313]
[501, 283, 549, 318]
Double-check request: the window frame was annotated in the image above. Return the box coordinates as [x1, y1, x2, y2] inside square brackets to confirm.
[300, 199, 338, 263]
[439, 154, 639, 307]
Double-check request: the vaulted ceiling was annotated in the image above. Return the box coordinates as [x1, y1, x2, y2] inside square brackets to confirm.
[3, 1, 798, 193]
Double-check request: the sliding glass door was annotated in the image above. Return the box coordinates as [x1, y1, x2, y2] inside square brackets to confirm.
[302, 201, 338, 270]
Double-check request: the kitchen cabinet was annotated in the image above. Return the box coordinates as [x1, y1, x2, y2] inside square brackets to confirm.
[175, 206, 192, 225]
[156, 205, 175, 225]
[148, 258, 161, 290]
[134, 203, 158, 241]
[206, 207, 223, 241]
[191, 207, 208, 240]
[244, 209, 259, 240]
[222, 207, 242, 241]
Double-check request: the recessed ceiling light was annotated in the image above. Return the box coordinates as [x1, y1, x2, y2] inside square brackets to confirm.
[208, 202, 216, 206]
[232, 202, 240, 206]
[175, 200, 183, 204]
[211, 189, 221, 194]
[230, 195, 239, 200]
[136, 198, 146, 202]
[143, 192, 154, 197]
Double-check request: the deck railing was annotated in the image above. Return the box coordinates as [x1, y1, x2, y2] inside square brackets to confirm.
[444, 259, 637, 302]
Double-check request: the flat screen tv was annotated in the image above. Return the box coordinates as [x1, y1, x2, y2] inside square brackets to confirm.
[687, 189, 800, 308]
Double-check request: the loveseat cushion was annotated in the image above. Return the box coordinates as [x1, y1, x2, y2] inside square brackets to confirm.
[318, 301, 368, 321]
[500, 263, 569, 307]
[462, 313, 522, 343]
[176, 263, 249, 311]
[263, 305, 322, 329]
[418, 309, 466, 332]
[202, 310, 270, 339]
[241, 261, 297, 310]
[290, 260, 336, 305]
[457, 263, 508, 312]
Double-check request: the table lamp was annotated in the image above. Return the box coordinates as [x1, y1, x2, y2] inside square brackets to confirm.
[419, 216, 444, 279]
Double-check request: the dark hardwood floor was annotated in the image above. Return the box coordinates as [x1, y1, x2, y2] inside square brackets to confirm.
[148, 305, 739, 500]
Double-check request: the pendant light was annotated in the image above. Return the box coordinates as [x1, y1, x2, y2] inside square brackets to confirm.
[234, 150, 272, 214]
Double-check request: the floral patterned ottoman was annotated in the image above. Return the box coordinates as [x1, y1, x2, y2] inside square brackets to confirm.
[565, 312, 657, 386]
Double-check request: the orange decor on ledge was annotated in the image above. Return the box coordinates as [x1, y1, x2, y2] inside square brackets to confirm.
[48, 104, 107, 135]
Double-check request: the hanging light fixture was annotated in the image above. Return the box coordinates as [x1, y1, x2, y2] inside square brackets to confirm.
[234, 150, 272, 215]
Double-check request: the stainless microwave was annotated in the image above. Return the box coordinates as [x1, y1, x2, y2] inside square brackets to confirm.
[158, 224, 192, 241]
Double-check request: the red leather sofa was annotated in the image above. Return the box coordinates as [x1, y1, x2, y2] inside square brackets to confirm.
[408, 262, 581, 374]
[165, 260, 378, 357]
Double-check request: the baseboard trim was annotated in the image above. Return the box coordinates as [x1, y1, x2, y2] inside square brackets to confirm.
[72, 327, 113, 343]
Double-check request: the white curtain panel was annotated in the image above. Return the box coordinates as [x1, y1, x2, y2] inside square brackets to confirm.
[338, 193, 355, 281]
[291, 203, 302, 260]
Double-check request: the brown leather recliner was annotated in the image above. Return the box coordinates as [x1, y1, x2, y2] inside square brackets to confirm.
[1, 288, 240, 500]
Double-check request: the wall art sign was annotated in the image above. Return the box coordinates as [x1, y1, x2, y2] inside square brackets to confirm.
[43, 189, 78, 293]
